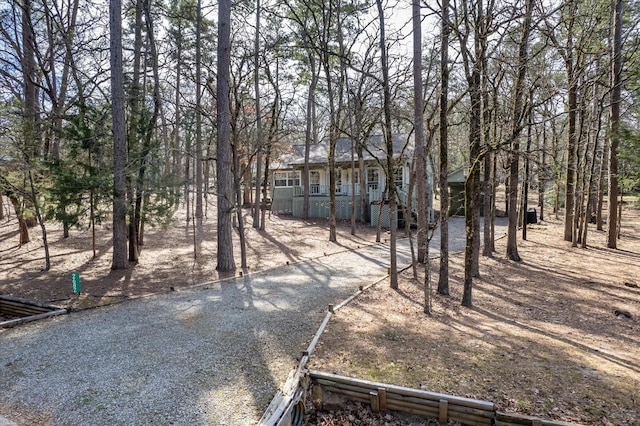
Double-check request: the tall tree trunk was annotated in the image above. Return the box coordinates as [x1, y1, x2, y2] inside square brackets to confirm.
[522, 100, 533, 241]
[260, 61, 281, 230]
[463, 71, 481, 307]
[506, 0, 533, 261]
[303, 51, 317, 220]
[490, 138, 497, 251]
[597, 131, 608, 230]
[581, 99, 602, 249]
[195, 0, 204, 223]
[320, 26, 336, 241]
[607, 0, 622, 249]
[134, 0, 161, 248]
[539, 123, 547, 221]
[21, 0, 38, 159]
[459, 0, 486, 307]
[126, 0, 143, 263]
[253, 0, 263, 228]
[574, 90, 588, 247]
[563, 0, 579, 242]
[7, 193, 29, 245]
[261, 142, 271, 230]
[405, 163, 418, 279]
[185, 131, 192, 226]
[327, 1, 348, 244]
[216, 0, 236, 272]
[233, 130, 248, 269]
[413, 0, 427, 264]
[328, 141, 337, 242]
[27, 169, 50, 271]
[481, 26, 493, 258]
[19, 0, 38, 230]
[173, 18, 183, 207]
[110, 0, 128, 269]
[376, 0, 398, 289]
[437, 0, 450, 296]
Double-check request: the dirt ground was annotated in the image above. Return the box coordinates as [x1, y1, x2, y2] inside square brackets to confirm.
[1, 199, 639, 425]
[0, 205, 381, 310]
[308, 208, 640, 425]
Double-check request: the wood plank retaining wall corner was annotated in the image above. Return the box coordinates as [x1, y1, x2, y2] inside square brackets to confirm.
[257, 275, 575, 426]
[0, 295, 67, 328]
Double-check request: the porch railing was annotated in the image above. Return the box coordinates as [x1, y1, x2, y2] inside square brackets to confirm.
[291, 184, 390, 202]
[293, 185, 367, 197]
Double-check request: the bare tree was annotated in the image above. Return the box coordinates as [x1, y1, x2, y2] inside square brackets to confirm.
[438, 0, 451, 296]
[216, 0, 236, 272]
[376, 0, 398, 288]
[413, 0, 428, 265]
[195, 0, 204, 224]
[544, 0, 579, 243]
[253, 0, 263, 228]
[110, 0, 128, 269]
[607, 0, 622, 249]
[454, 0, 484, 307]
[301, 12, 318, 221]
[506, 0, 533, 261]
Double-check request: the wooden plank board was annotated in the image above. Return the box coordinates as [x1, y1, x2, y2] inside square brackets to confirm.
[0, 296, 67, 328]
[0, 309, 67, 328]
[0, 303, 52, 314]
[0, 306, 50, 316]
[309, 370, 494, 412]
[0, 295, 62, 309]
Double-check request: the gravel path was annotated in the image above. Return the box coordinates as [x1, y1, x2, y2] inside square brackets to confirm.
[0, 217, 506, 426]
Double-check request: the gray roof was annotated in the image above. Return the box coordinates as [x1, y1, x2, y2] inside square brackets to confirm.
[285, 134, 414, 167]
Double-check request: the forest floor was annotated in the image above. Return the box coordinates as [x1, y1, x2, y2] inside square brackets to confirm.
[308, 206, 640, 425]
[1, 200, 639, 425]
[0, 207, 381, 311]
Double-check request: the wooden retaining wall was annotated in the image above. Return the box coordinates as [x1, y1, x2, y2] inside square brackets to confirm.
[257, 278, 575, 426]
[308, 370, 574, 426]
[310, 370, 494, 425]
[0, 295, 67, 328]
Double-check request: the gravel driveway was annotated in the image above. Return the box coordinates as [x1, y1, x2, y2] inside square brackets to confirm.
[0, 217, 506, 426]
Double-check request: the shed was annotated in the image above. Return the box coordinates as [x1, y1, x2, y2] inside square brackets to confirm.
[447, 166, 484, 217]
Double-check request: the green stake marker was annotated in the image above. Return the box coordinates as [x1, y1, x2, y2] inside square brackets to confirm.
[71, 272, 81, 294]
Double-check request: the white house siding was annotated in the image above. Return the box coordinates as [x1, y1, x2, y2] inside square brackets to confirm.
[272, 187, 294, 212]
[292, 196, 363, 221]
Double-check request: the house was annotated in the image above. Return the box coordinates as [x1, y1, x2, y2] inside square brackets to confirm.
[271, 134, 434, 228]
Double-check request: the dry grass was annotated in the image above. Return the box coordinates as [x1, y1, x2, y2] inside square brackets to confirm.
[0, 207, 381, 309]
[309, 209, 640, 425]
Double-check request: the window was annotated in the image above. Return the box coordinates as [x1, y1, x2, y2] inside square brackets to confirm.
[274, 171, 288, 187]
[394, 167, 403, 190]
[310, 170, 320, 185]
[347, 169, 359, 185]
[366, 168, 380, 193]
[274, 171, 300, 187]
[310, 170, 321, 194]
[367, 168, 378, 185]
